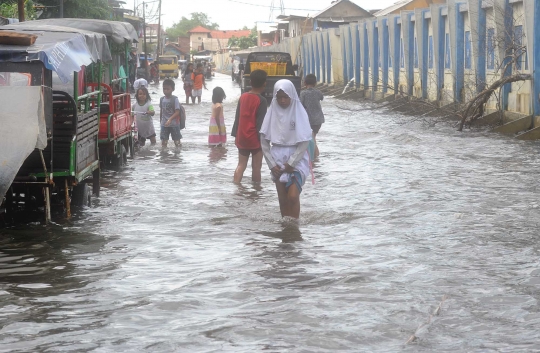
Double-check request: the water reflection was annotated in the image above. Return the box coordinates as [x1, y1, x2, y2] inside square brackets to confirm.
[259, 224, 303, 243]
[235, 182, 263, 201]
[208, 145, 227, 164]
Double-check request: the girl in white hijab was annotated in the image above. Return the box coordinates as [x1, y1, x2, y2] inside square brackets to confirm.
[260, 79, 312, 219]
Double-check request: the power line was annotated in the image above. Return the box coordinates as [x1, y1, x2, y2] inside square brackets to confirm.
[223, 0, 318, 11]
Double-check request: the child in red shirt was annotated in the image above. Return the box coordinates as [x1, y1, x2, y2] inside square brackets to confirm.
[231, 69, 268, 183]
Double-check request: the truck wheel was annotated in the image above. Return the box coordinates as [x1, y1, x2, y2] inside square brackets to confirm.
[113, 145, 127, 168]
[72, 183, 91, 207]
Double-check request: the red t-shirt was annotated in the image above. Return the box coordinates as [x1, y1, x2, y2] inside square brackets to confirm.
[235, 93, 266, 150]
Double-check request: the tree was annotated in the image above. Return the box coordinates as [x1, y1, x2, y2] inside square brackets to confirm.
[166, 12, 219, 39]
[228, 27, 257, 50]
[37, 0, 113, 20]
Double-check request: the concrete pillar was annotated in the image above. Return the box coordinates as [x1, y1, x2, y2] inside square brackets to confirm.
[340, 25, 348, 83]
[401, 11, 415, 96]
[316, 32, 323, 82]
[310, 33, 317, 77]
[352, 23, 361, 89]
[448, 0, 465, 102]
[318, 32, 326, 83]
[347, 25, 354, 86]
[367, 20, 379, 92]
[524, 0, 540, 115]
[415, 9, 429, 99]
[388, 15, 400, 94]
[430, 4, 445, 100]
[326, 31, 332, 84]
[359, 20, 369, 89]
[302, 35, 308, 77]
[468, 0, 487, 92]
[308, 34, 313, 76]
[493, 0, 512, 109]
[378, 17, 389, 93]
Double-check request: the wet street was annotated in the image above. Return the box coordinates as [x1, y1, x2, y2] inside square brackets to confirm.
[2, 73, 540, 352]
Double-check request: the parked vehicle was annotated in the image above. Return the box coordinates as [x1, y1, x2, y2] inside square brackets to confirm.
[159, 55, 179, 78]
[231, 53, 249, 83]
[29, 18, 138, 168]
[241, 52, 300, 103]
[0, 24, 111, 222]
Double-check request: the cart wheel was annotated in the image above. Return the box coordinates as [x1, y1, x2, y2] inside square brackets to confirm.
[92, 168, 100, 197]
[112, 145, 127, 167]
[122, 145, 128, 164]
[128, 136, 135, 159]
[72, 183, 91, 207]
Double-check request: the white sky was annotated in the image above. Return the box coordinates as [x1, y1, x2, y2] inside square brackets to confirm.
[123, 0, 399, 32]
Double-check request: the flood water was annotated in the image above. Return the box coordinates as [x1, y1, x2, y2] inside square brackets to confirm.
[2, 73, 540, 352]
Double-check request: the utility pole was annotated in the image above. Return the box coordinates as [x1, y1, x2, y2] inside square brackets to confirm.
[157, 0, 162, 57]
[143, 2, 149, 79]
[59, 0, 63, 18]
[17, 0, 25, 22]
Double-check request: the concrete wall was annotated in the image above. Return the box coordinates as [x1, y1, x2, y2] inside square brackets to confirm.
[213, 0, 540, 119]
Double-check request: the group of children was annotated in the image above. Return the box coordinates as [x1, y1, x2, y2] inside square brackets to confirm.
[181, 63, 207, 105]
[131, 71, 325, 220]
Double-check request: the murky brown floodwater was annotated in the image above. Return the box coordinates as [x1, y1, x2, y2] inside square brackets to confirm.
[2, 73, 540, 352]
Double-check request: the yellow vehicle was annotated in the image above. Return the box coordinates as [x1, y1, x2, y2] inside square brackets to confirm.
[158, 55, 179, 78]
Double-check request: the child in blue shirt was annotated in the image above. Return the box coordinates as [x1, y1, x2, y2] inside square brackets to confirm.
[160, 78, 185, 148]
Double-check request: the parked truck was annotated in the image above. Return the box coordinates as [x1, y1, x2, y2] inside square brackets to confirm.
[240, 52, 300, 104]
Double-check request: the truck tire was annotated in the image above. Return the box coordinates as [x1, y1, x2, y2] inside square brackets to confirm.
[113, 145, 127, 168]
[72, 183, 91, 207]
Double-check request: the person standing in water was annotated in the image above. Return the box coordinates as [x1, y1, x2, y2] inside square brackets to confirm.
[231, 69, 268, 183]
[260, 79, 312, 219]
[132, 86, 156, 146]
[182, 63, 195, 104]
[300, 74, 325, 157]
[209, 87, 227, 147]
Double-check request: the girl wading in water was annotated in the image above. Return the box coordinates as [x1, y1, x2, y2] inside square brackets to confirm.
[260, 79, 313, 220]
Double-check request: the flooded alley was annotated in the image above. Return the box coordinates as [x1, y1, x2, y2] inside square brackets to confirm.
[2, 73, 540, 352]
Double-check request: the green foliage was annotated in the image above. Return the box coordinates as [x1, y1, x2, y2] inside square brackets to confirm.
[37, 0, 113, 20]
[228, 27, 257, 50]
[0, 0, 36, 20]
[166, 12, 219, 39]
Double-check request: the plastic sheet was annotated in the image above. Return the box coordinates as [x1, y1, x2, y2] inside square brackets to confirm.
[28, 18, 138, 44]
[0, 86, 45, 200]
[0, 30, 94, 83]
[1, 23, 112, 63]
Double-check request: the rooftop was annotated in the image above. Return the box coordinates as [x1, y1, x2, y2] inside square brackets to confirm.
[188, 25, 212, 33]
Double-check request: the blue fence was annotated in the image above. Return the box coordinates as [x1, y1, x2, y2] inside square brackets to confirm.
[295, 0, 538, 116]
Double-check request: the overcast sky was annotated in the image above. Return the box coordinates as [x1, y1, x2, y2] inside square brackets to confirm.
[123, 0, 399, 31]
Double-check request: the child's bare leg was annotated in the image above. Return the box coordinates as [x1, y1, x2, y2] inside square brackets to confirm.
[161, 140, 168, 148]
[275, 182, 288, 217]
[197, 96, 201, 104]
[185, 96, 190, 104]
[286, 183, 301, 219]
[251, 149, 263, 182]
[150, 136, 156, 145]
[174, 140, 181, 147]
[191, 96, 195, 104]
[313, 132, 319, 157]
[233, 152, 249, 183]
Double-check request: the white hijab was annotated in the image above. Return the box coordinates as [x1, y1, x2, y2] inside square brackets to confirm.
[260, 79, 312, 145]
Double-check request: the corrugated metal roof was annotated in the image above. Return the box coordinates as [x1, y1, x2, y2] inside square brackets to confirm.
[313, 0, 370, 19]
[373, 0, 413, 17]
